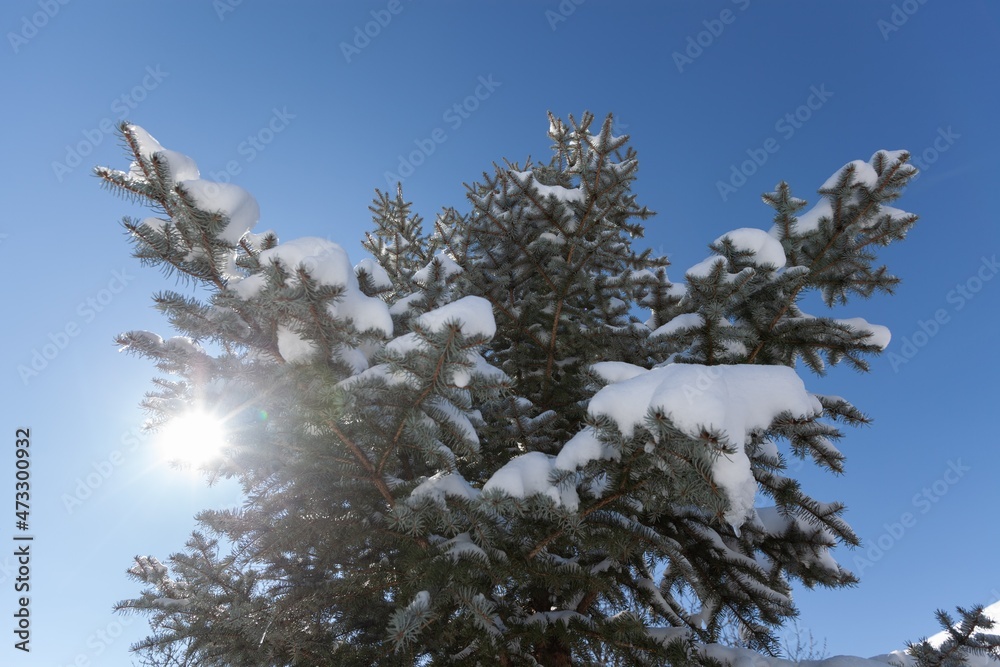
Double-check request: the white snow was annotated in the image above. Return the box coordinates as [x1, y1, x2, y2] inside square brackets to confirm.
[590, 361, 648, 384]
[821, 159, 880, 191]
[410, 472, 480, 505]
[715, 228, 787, 269]
[416, 296, 496, 339]
[686, 255, 728, 279]
[413, 252, 463, 284]
[587, 364, 822, 527]
[877, 205, 915, 222]
[385, 332, 427, 356]
[482, 427, 619, 511]
[553, 427, 618, 471]
[510, 170, 585, 204]
[233, 237, 392, 337]
[880, 598, 1000, 667]
[127, 125, 258, 246]
[482, 451, 571, 507]
[835, 317, 892, 350]
[276, 326, 318, 363]
[794, 197, 835, 234]
[179, 179, 260, 246]
[650, 313, 704, 338]
[451, 351, 508, 388]
[389, 291, 424, 316]
[127, 125, 200, 183]
[355, 258, 393, 289]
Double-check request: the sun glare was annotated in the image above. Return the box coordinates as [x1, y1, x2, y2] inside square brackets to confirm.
[156, 411, 228, 469]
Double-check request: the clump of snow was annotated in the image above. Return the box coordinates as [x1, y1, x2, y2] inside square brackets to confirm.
[792, 197, 835, 234]
[127, 125, 200, 183]
[413, 252, 463, 284]
[451, 351, 508, 388]
[385, 332, 427, 356]
[686, 256, 727, 279]
[126, 125, 257, 246]
[410, 472, 480, 505]
[821, 159, 880, 191]
[232, 237, 392, 337]
[716, 228, 787, 269]
[876, 205, 915, 222]
[355, 258, 393, 290]
[483, 451, 580, 510]
[589, 364, 821, 441]
[553, 427, 618, 471]
[389, 291, 424, 316]
[590, 361, 648, 384]
[650, 313, 703, 338]
[482, 428, 618, 511]
[587, 364, 822, 527]
[509, 170, 585, 204]
[179, 179, 260, 246]
[276, 326, 318, 363]
[416, 296, 496, 339]
[164, 336, 203, 355]
[836, 317, 891, 350]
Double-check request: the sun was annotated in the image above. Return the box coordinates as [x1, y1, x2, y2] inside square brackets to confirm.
[155, 410, 228, 469]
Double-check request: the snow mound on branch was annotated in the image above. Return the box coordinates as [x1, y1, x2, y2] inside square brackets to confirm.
[413, 252, 463, 284]
[233, 237, 392, 337]
[481, 428, 617, 511]
[685, 255, 728, 279]
[835, 317, 891, 350]
[510, 170, 585, 204]
[127, 125, 258, 246]
[588, 364, 822, 527]
[716, 227, 787, 269]
[650, 313, 704, 338]
[276, 325, 318, 363]
[794, 197, 835, 234]
[590, 361, 648, 384]
[179, 179, 260, 246]
[416, 296, 496, 339]
[482, 451, 579, 510]
[411, 472, 480, 505]
[821, 159, 880, 190]
[127, 126, 200, 183]
[355, 258, 393, 290]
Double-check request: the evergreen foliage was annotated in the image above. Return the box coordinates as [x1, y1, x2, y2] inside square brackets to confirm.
[97, 113, 928, 666]
[905, 606, 1000, 667]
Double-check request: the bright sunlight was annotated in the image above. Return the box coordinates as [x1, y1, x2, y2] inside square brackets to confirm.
[155, 410, 227, 469]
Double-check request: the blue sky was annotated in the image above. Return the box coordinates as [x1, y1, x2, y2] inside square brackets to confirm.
[1, 1, 998, 663]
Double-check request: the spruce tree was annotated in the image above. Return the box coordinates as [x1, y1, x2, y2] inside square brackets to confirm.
[99, 113, 921, 666]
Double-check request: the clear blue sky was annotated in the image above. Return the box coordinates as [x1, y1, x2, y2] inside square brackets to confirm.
[1, 1, 997, 663]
